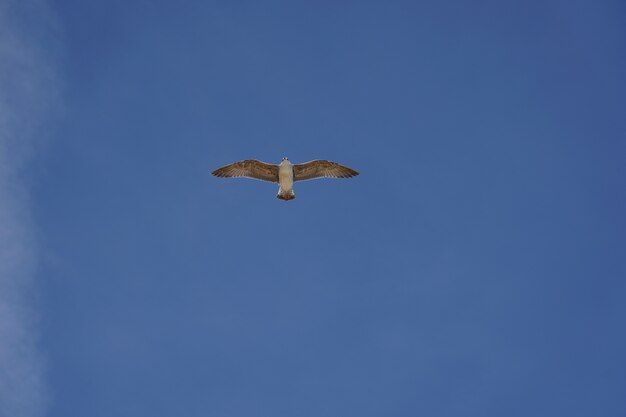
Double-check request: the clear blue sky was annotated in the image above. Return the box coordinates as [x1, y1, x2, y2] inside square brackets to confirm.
[1, 1, 625, 416]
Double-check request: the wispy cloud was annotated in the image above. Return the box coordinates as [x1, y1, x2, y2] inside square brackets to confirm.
[0, 1, 59, 416]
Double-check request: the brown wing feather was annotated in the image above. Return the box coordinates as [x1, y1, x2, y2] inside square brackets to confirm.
[293, 160, 359, 182]
[212, 160, 279, 183]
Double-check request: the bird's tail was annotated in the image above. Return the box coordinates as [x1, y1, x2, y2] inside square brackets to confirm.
[277, 189, 295, 201]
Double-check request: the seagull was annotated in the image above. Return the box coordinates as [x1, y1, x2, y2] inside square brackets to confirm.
[212, 157, 359, 200]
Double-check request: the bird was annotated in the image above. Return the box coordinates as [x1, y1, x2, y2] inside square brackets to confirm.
[212, 157, 359, 200]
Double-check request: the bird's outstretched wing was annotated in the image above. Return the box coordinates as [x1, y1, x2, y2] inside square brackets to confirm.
[293, 160, 359, 182]
[212, 160, 279, 183]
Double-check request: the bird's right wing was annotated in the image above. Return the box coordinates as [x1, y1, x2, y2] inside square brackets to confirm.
[293, 160, 359, 181]
[212, 160, 279, 183]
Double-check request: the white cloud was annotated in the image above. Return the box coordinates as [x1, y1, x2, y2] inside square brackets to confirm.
[0, 1, 59, 416]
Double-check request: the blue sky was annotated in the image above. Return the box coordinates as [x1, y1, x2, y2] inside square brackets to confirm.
[1, 1, 625, 416]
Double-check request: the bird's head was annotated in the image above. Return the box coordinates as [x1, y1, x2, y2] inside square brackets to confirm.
[282, 157, 289, 161]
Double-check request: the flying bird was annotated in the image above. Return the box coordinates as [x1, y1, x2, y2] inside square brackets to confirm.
[212, 157, 359, 200]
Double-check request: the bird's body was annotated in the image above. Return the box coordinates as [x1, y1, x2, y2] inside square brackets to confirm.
[277, 159, 295, 200]
[212, 157, 358, 200]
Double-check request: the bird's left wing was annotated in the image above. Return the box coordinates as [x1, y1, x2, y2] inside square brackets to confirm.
[293, 160, 359, 182]
[212, 160, 279, 183]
